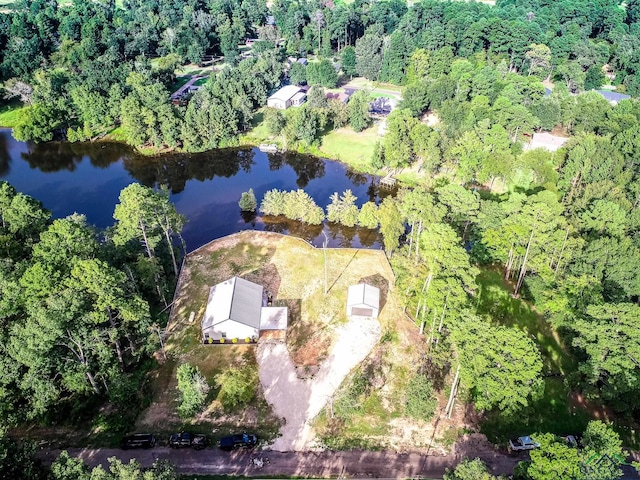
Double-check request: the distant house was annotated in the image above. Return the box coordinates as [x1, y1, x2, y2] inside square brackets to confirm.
[201, 276, 288, 343]
[267, 85, 306, 109]
[526, 132, 569, 152]
[326, 89, 354, 104]
[594, 90, 631, 105]
[296, 58, 308, 65]
[346, 284, 380, 319]
[266, 15, 276, 26]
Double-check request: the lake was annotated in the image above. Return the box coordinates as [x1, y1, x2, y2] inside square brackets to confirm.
[0, 129, 391, 250]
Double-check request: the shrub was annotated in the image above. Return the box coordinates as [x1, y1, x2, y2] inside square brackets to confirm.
[215, 365, 257, 411]
[239, 188, 257, 212]
[404, 373, 437, 422]
[176, 363, 210, 418]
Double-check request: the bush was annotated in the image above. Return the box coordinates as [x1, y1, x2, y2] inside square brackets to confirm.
[176, 363, 210, 418]
[215, 365, 257, 411]
[239, 188, 257, 212]
[404, 373, 437, 422]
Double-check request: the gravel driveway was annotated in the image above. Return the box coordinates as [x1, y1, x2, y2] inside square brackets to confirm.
[257, 317, 382, 451]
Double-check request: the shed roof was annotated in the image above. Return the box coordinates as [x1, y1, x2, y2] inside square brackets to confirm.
[290, 91, 306, 103]
[347, 283, 380, 309]
[202, 277, 263, 331]
[528, 132, 569, 151]
[268, 85, 301, 102]
[595, 90, 630, 103]
[260, 307, 288, 330]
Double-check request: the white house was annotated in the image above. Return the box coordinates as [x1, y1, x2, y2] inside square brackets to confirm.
[346, 283, 380, 319]
[201, 277, 288, 343]
[526, 132, 569, 152]
[267, 85, 306, 110]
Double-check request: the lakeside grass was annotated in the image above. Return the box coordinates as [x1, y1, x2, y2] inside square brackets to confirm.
[0, 104, 27, 128]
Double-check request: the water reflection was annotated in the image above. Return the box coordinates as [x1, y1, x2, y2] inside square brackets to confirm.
[0, 129, 390, 250]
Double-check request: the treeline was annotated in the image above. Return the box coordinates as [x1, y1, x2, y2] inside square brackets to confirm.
[2, 0, 639, 151]
[373, 127, 640, 418]
[250, 188, 391, 232]
[0, 181, 184, 431]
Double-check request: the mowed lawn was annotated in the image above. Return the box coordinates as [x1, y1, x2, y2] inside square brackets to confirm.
[140, 231, 399, 442]
[0, 104, 27, 128]
[318, 125, 379, 171]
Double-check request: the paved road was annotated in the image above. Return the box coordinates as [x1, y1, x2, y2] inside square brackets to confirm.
[38, 447, 522, 478]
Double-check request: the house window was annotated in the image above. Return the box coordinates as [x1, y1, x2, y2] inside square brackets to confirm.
[221, 332, 227, 338]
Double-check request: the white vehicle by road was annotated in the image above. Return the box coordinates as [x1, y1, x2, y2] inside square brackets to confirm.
[508, 435, 540, 452]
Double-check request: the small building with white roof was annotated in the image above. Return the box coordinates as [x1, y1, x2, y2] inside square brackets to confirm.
[267, 85, 306, 110]
[346, 283, 380, 319]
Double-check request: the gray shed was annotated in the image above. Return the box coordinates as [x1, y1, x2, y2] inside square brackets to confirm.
[346, 283, 380, 318]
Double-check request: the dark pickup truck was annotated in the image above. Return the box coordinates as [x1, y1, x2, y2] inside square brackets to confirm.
[219, 433, 257, 451]
[120, 433, 156, 449]
[169, 432, 208, 450]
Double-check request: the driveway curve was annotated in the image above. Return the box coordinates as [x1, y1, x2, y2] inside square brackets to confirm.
[257, 316, 382, 451]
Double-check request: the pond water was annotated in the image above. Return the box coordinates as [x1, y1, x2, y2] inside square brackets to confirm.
[0, 129, 392, 250]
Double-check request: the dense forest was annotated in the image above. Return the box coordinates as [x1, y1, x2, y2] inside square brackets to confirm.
[1, 0, 639, 150]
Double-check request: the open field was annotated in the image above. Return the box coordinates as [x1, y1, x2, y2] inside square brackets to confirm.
[316, 125, 380, 171]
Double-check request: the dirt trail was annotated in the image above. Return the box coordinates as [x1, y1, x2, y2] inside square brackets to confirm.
[38, 441, 522, 478]
[257, 317, 382, 451]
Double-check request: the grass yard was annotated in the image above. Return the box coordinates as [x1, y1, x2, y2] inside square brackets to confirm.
[0, 103, 27, 128]
[316, 125, 380, 172]
[149, 231, 402, 447]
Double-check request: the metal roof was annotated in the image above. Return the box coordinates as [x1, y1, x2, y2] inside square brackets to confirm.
[347, 284, 380, 309]
[202, 277, 263, 331]
[260, 307, 288, 330]
[595, 90, 631, 102]
[268, 85, 302, 103]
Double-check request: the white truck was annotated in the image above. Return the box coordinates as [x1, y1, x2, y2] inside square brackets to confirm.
[508, 435, 540, 452]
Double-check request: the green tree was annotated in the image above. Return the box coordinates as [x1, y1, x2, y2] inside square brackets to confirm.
[341, 46, 357, 78]
[326, 190, 359, 227]
[527, 433, 580, 480]
[358, 202, 379, 229]
[176, 363, 210, 418]
[443, 458, 498, 480]
[239, 188, 257, 212]
[264, 108, 286, 137]
[378, 197, 403, 255]
[285, 106, 321, 147]
[306, 59, 338, 88]
[289, 62, 307, 85]
[355, 27, 383, 81]
[348, 90, 371, 132]
[214, 365, 257, 411]
[452, 316, 544, 413]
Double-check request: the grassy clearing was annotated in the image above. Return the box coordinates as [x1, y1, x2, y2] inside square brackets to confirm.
[316, 125, 380, 171]
[153, 231, 400, 446]
[0, 104, 27, 128]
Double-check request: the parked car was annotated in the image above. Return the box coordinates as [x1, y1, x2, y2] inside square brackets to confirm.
[508, 435, 540, 452]
[120, 433, 156, 449]
[169, 432, 208, 450]
[219, 433, 258, 451]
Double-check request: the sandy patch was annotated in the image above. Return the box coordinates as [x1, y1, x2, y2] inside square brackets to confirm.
[257, 317, 382, 451]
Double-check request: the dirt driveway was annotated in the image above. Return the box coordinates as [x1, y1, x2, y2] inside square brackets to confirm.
[257, 316, 381, 451]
